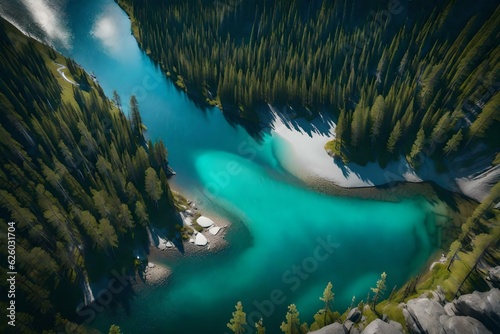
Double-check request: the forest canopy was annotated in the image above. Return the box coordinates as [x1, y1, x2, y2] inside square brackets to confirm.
[0, 19, 177, 333]
[119, 0, 499, 166]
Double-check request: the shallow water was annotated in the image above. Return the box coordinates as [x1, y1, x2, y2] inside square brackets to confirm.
[0, 0, 439, 332]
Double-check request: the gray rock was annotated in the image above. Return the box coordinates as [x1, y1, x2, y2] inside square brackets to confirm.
[348, 307, 362, 323]
[361, 319, 402, 334]
[388, 320, 403, 333]
[403, 298, 446, 334]
[343, 319, 355, 333]
[308, 322, 344, 334]
[444, 302, 457, 316]
[488, 267, 500, 288]
[439, 315, 491, 334]
[452, 288, 500, 332]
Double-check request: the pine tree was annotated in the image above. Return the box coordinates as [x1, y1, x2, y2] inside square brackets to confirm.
[335, 109, 347, 151]
[227, 301, 247, 334]
[112, 90, 122, 111]
[386, 121, 402, 153]
[255, 318, 266, 334]
[280, 304, 301, 334]
[371, 272, 387, 309]
[370, 95, 386, 145]
[410, 128, 426, 160]
[144, 167, 163, 206]
[469, 94, 500, 138]
[109, 325, 122, 334]
[443, 129, 463, 154]
[130, 95, 144, 139]
[320, 282, 334, 325]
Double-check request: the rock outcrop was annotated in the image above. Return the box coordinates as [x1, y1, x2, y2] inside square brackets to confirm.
[452, 288, 500, 332]
[347, 307, 362, 323]
[487, 266, 500, 288]
[309, 288, 499, 334]
[403, 298, 446, 334]
[439, 315, 490, 334]
[402, 288, 499, 334]
[361, 319, 402, 334]
[308, 322, 344, 334]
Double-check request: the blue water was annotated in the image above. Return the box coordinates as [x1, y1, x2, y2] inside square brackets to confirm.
[0, 1, 440, 333]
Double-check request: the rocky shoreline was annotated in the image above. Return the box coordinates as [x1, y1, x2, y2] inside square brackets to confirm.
[309, 275, 500, 334]
[137, 196, 231, 286]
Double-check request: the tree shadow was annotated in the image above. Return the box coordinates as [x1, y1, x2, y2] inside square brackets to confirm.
[429, 182, 459, 211]
[333, 156, 351, 178]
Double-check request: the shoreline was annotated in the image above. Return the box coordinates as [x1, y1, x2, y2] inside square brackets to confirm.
[267, 106, 498, 203]
[139, 187, 232, 285]
[142, 109, 482, 287]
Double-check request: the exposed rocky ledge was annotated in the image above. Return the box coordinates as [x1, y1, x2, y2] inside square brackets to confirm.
[308, 287, 500, 334]
[402, 287, 499, 334]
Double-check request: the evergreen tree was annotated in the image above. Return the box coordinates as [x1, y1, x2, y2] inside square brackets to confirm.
[370, 95, 386, 145]
[320, 282, 334, 325]
[145, 167, 163, 206]
[0, 19, 178, 332]
[227, 301, 247, 334]
[386, 121, 402, 153]
[255, 318, 266, 334]
[280, 304, 301, 334]
[443, 129, 463, 155]
[410, 128, 426, 160]
[371, 272, 387, 309]
[130, 95, 144, 139]
[109, 325, 122, 334]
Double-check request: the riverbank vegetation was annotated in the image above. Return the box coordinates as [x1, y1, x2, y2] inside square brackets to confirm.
[118, 0, 499, 167]
[0, 19, 179, 333]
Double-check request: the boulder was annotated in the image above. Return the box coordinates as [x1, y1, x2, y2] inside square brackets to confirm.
[361, 319, 402, 334]
[343, 320, 354, 333]
[308, 322, 344, 334]
[194, 233, 208, 246]
[439, 315, 491, 334]
[209, 226, 221, 235]
[444, 303, 457, 316]
[452, 288, 500, 332]
[388, 320, 403, 333]
[197, 216, 214, 227]
[488, 267, 500, 288]
[403, 298, 445, 334]
[347, 307, 362, 323]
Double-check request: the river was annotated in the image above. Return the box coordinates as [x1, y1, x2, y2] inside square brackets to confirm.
[1, 0, 440, 333]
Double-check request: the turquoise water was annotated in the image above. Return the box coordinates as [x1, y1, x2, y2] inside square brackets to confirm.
[1, 0, 439, 332]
